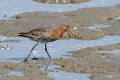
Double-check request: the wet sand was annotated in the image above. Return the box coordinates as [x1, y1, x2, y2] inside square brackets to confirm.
[0, 60, 53, 80]
[0, 43, 120, 80]
[0, 2, 120, 80]
[54, 43, 120, 79]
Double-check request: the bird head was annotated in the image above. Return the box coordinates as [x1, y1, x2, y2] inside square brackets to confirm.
[61, 24, 80, 38]
[61, 24, 70, 31]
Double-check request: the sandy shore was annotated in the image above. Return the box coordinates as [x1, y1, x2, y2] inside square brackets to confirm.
[54, 43, 120, 79]
[0, 43, 120, 80]
[0, 60, 53, 80]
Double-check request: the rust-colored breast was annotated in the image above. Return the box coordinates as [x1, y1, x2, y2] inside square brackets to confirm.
[50, 28, 64, 40]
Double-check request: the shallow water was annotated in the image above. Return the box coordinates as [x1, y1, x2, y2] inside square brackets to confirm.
[48, 71, 91, 80]
[96, 49, 120, 55]
[7, 71, 24, 76]
[87, 15, 119, 31]
[0, 0, 120, 20]
[0, 35, 120, 62]
[87, 23, 111, 31]
[46, 62, 91, 80]
[0, 71, 24, 78]
[115, 16, 120, 20]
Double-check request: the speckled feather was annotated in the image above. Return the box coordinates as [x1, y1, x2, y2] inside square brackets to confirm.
[19, 27, 55, 43]
[18, 24, 70, 43]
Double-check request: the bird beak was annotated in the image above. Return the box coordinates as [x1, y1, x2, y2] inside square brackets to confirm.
[67, 29, 80, 38]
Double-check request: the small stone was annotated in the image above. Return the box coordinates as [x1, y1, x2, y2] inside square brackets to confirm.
[73, 27, 78, 30]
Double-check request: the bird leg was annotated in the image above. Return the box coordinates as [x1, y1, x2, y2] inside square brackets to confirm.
[45, 43, 52, 60]
[32, 55, 38, 60]
[23, 42, 39, 62]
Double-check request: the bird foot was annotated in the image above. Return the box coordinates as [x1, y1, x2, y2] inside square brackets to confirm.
[32, 57, 38, 60]
[23, 59, 28, 62]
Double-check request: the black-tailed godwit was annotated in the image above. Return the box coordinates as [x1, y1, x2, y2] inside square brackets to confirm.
[18, 24, 79, 62]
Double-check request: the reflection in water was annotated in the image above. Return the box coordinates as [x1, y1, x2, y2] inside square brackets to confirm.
[34, 0, 89, 4]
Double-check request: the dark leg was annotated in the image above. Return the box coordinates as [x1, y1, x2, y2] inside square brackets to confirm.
[23, 42, 39, 62]
[32, 55, 38, 60]
[45, 43, 52, 60]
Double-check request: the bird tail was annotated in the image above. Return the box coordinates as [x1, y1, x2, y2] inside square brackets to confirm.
[18, 32, 34, 39]
[18, 32, 29, 37]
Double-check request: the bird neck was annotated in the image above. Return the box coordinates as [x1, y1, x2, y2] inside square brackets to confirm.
[58, 27, 65, 33]
[51, 27, 65, 40]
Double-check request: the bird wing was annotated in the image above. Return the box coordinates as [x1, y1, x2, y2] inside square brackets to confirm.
[18, 27, 55, 39]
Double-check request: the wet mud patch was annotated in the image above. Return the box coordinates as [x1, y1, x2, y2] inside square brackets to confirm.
[53, 43, 120, 79]
[101, 16, 120, 35]
[48, 71, 91, 80]
[1, 35, 120, 79]
[0, 1, 120, 80]
[0, 60, 53, 80]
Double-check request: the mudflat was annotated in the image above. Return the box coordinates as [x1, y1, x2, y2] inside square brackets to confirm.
[0, 2, 120, 80]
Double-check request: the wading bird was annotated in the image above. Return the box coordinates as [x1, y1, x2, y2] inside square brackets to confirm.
[18, 24, 79, 62]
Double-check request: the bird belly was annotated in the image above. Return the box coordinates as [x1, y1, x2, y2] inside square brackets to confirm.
[29, 37, 55, 43]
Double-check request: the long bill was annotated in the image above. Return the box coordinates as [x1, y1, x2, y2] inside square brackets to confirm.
[67, 29, 80, 39]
